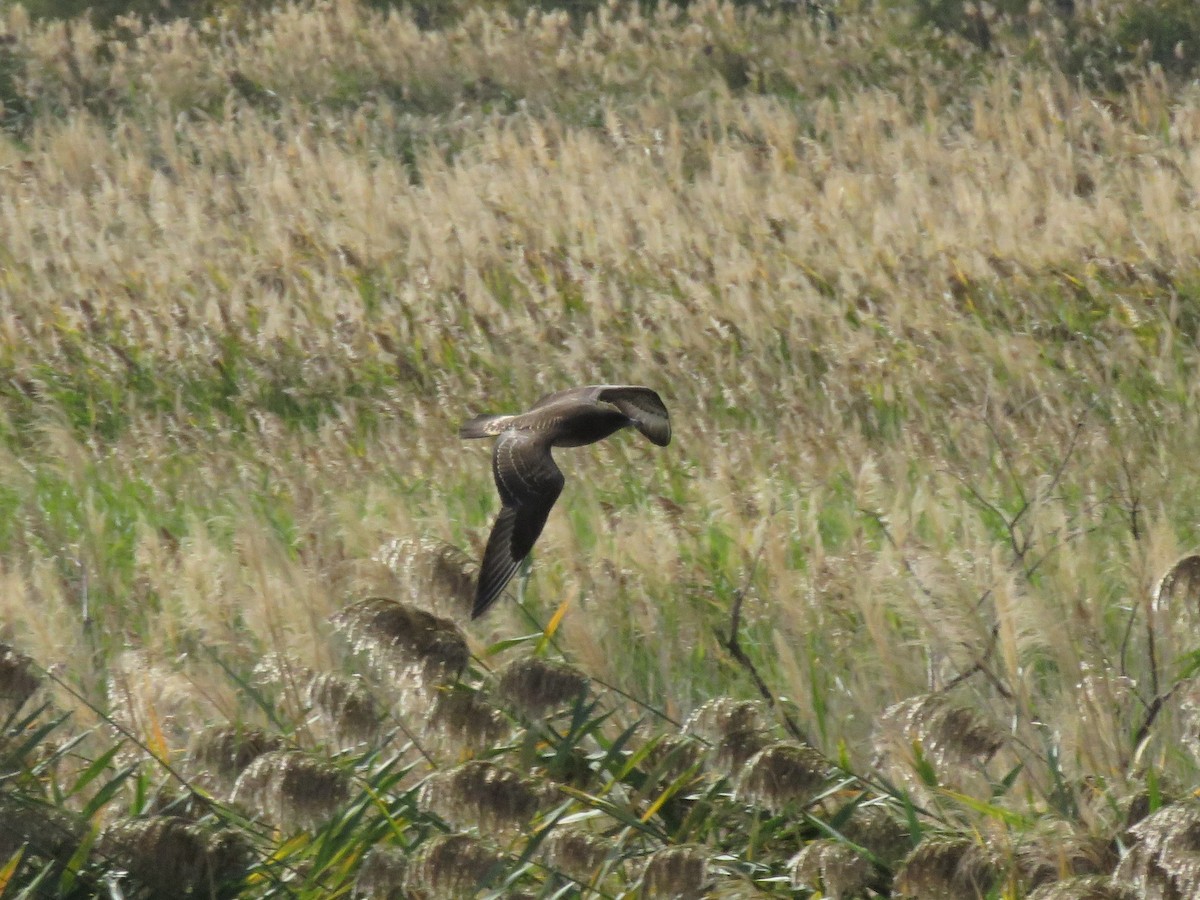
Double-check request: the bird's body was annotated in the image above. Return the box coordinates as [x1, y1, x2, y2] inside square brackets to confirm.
[460, 385, 671, 618]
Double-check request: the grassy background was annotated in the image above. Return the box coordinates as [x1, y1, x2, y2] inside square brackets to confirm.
[3, 0, 1200, 896]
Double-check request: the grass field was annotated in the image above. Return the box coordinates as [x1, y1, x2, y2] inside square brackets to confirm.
[3, 0, 1200, 895]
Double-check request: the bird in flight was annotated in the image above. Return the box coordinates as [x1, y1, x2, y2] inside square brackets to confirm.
[460, 385, 671, 618]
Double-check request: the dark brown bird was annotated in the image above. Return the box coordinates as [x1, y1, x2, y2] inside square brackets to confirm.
[460, 385, 671, 618]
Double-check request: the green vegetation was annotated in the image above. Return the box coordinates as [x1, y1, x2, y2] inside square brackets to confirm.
[3, 0, 1200, 895]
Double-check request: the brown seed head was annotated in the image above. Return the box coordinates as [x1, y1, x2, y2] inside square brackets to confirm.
[641, 845, 708, 899]
[496, 657, 589, 717]
[841, 804, 912, 865]
[188, 724, 284, 794]
[1026, 875, 1141, 900]
[544, 827, 609, 881]
[422, 540, 477, 612]
[790, 839, 875, 898]
[405, 833, 503, 898]
[894, 836, 996, 898]
[685, 697, 765, 741]
[1016, 818, 1115, 888]
[1152, 554, 1200, 616]
[374, 538, 476, 616]
[332, 598, 468, 687]
[1114, 800, 1200, 897]
[644, 733, 706, 782]
[231, 750, 351, 829]
[354, 845, 408, 900]
[0, 792, 83, 866]
[0, 643, 39, 720]
[97, 816, 250, 898]
[685, 697, 772, 772]
[876, 693, 1006, 780]
[421, 760, 548, 835]
[737, 742, 830, 812]
[305, 671, 382, 746]
[426, 686, 510, 751]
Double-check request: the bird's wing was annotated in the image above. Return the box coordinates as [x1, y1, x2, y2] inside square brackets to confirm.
[473, 432, 565, 618]
[596, 386, 671, 446]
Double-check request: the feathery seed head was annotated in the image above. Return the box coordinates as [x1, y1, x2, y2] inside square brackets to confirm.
[894, 836, 997, 898]
[496, 656, 589, 717]
[641, 845, 708, 899]
[1152, 553, 1200, 616]
[231, 750, 351, 829]
[188, 724, 284, 793]
[543, 827, 609, 881]
[1114, 800, 1200, 898]
[422, 540, 477, 612]
[737, 741, 830, 812]
[1026, 876, 1141, 900]
[426, 685, 510, 750]
[376, 538, 476, 615]
[0, 643, 39, 720]
[841, 804, 912, 865]
[421, 760, 548, 835]
[685, 697, 766, 741]
[644, 732, 706, 781]
[685, 697, 772, 773]
[1016, 818, 1115, 888]
[97, 816, 251, 898]
[332, 597, 468, 687]
[875, 693, 1006, 783]
[405, 833, 503, 898]
[790, 840, 876, 898]
[305, 671, 382, 746]
[0, 793, 84, 866]
[354, 845, 408, 900]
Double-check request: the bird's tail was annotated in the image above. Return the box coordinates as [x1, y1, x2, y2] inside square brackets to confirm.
[459, 414, 513, 439]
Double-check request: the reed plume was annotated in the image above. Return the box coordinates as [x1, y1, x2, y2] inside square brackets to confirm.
[231, 750, 351, 829]
[496, 656, 589, 717]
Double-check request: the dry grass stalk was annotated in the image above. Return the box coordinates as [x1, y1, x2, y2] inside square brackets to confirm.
[187, 724, 284, 795]
[736, 742, 830, 812]
[1026, 876, 1141, 900]
[404, 833, 503, 899]
[640, 845, 708, 899]
[790, 839, 875, 898]
[893, 836, 997, 899]
[96, 816, 250, 898]
[230, 749, 351, 830]
[105, 651, 221, 753]
[543, 826, 610, 882]
[420, 759, 549, 836]
[425, 685, 510, 751]
[331, 597, 468, 689]
[304, 671, 382, 747]
[495, 656, 589, 717]
[353, 844, 408, 900]
[0, 642, 39, 720]
[1114, 800, 1200, 898]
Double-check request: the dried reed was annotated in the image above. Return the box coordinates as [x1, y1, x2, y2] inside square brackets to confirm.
[231, 749, 351, 829]
[495, 656, 589, 717]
